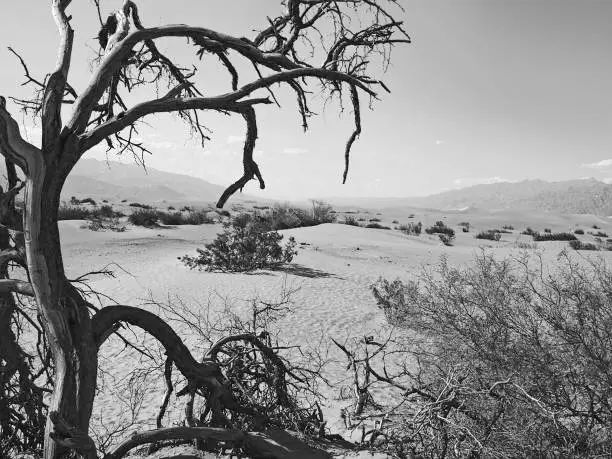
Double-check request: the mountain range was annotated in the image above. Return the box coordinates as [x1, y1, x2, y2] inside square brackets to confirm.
[60, 159, 612, 215]
[329, 179, 612, 216]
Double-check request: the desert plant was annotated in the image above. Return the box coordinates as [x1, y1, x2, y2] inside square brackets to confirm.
[128, 202, 152, 209]
[424, 221, 454, 237]
[57, 205, 92, 220]
[544, 227, 551, 233]
[502, 224, 514, 230]
[475, 230, 501, 241]
[569, 240, 599, 251]
[368, 252, 612, 457]
[128, 209, 159, 227]
[180, 222, 297, 272]
[369, 217, 381, 222]
[344, 216, 361, 226]
[574, 228, 585, 235]
[310, 199, 335, 224]
[593, 231, 609, 238]
[532, 232, 577, 242]
[365, 222, 391, 230]
[438, 233, 454, 246]
[522, 227, 537, 236]
[398, 222, 422, 236]
[392, 219, 399, 224]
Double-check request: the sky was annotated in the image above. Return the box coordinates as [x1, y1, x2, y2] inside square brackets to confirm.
[0, 0, 611, 200]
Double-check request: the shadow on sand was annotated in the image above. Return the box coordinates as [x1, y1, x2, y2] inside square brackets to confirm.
[271, 263, 341, 279]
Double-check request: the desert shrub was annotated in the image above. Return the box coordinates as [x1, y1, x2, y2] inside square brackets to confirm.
[514, 240, 539, 250]
[95, 204, 120, 219]
[102, 199, 108, 203]
[183, 211, 214, 225]
[217, 209, 231, 218]
[69, 196, 80, 205]
[392, 220, 399, 224]
[358, 217, 366, 222]
[398, 222, 422, 236]
[180, 222, 297, 272]
[522, 227, 537, 236]
[544, 227, 551, 233]
[82, 217, 126, 232]
[593, 231, 609, 238]
[344, 216, 361, 227]
[438, 233, 454, 246]
[593, 224, 600, 229]
[369, 252, 612, 457]
[310, 200, 335, 224]
[58, 205, 92, 220]
[424, 221, 454, 237]
[79, 197, 96, 206]
[408, 213, 415, 218]
[475, 230, 501, 241]
[253, 205, 270, 210]
[121, 199, 127, 203]
[532, 232, 577, 242]
[574, 229, 585, 235]
[129, 202, 152, 209]
[369, 218, 381, 222]
[502, 224, 514, 230]
[128, 209, 159, 227]
[458, 222, 470, 232]
[180, 205, 193, 212]
[167, 206, 175, 210]
[569, 240, 599, 251]
[365, 223, 391, 230]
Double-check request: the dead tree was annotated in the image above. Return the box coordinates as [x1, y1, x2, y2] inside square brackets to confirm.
[0, 1, 408, 457]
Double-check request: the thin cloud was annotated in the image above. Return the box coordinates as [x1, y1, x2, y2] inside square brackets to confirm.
[282, 147, 308, 155]
[582, 159, 612, 169]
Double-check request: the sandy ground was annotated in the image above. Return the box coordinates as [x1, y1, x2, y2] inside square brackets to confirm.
[57, 209, 612, 454]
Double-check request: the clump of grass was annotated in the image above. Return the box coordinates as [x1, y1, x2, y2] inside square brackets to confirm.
[475, 230, 501, 241]
[533, 232, 577, 242]
[425, 221, 455, 237]
[522, 227, 537, 236]
[129, 202, 153, 209]
[128, 209, 159, 227]
[344, 216, 362, 227]
[365, 223, 391, 230]
[58, 205, 91, 220]
[398, 222, 422, 236]
[569, 240, 599, 251]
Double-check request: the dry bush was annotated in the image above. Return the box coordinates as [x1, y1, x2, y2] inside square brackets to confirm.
[357, 251, 612, 458]
[180, 221, 297, 272]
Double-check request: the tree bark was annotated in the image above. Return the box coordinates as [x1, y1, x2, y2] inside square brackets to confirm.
[23, 160, 98, 459]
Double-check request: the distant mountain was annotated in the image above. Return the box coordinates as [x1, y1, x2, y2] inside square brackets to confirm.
[62, 159, 231, 203]
[329, 179, 612, 216]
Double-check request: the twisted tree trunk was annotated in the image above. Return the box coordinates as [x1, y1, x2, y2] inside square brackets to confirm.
[22, 153, 98, 459]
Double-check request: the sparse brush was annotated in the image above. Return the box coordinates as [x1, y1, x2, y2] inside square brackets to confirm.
[129, 202, 153, 209]
[425, 221, 454, 237]
[365, 222, 391, 230]
[128, 209, 159, 227]
[398, 222, 422, 236]
[475, 230, 501, 241]
[180, 221, 297, 272]
[532, 232, 577, 242]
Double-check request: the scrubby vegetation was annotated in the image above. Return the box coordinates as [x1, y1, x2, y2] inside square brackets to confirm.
[180, 219, 297, 272]
[128, 209, 159, 227]
[502, 224, 514, 230]
[532, 232, 577, 242]
[458, 221, 470, 232]
[129, 202, 153, 209]
[156, 210, 214, 225]
[574, 228, 585, 235]
[522, 227, 537, 236]
[367, 252, 612, 457]
[398, 221, 422, 236]
[424, 221, 455, 238]
[569, 240, 599, 251]
[365, 222, 391, 230]
[343, 216, 361, 227]
[475, 230, 501, 241]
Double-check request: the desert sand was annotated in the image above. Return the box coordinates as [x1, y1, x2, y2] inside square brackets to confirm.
[57, 207, 612, 455]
